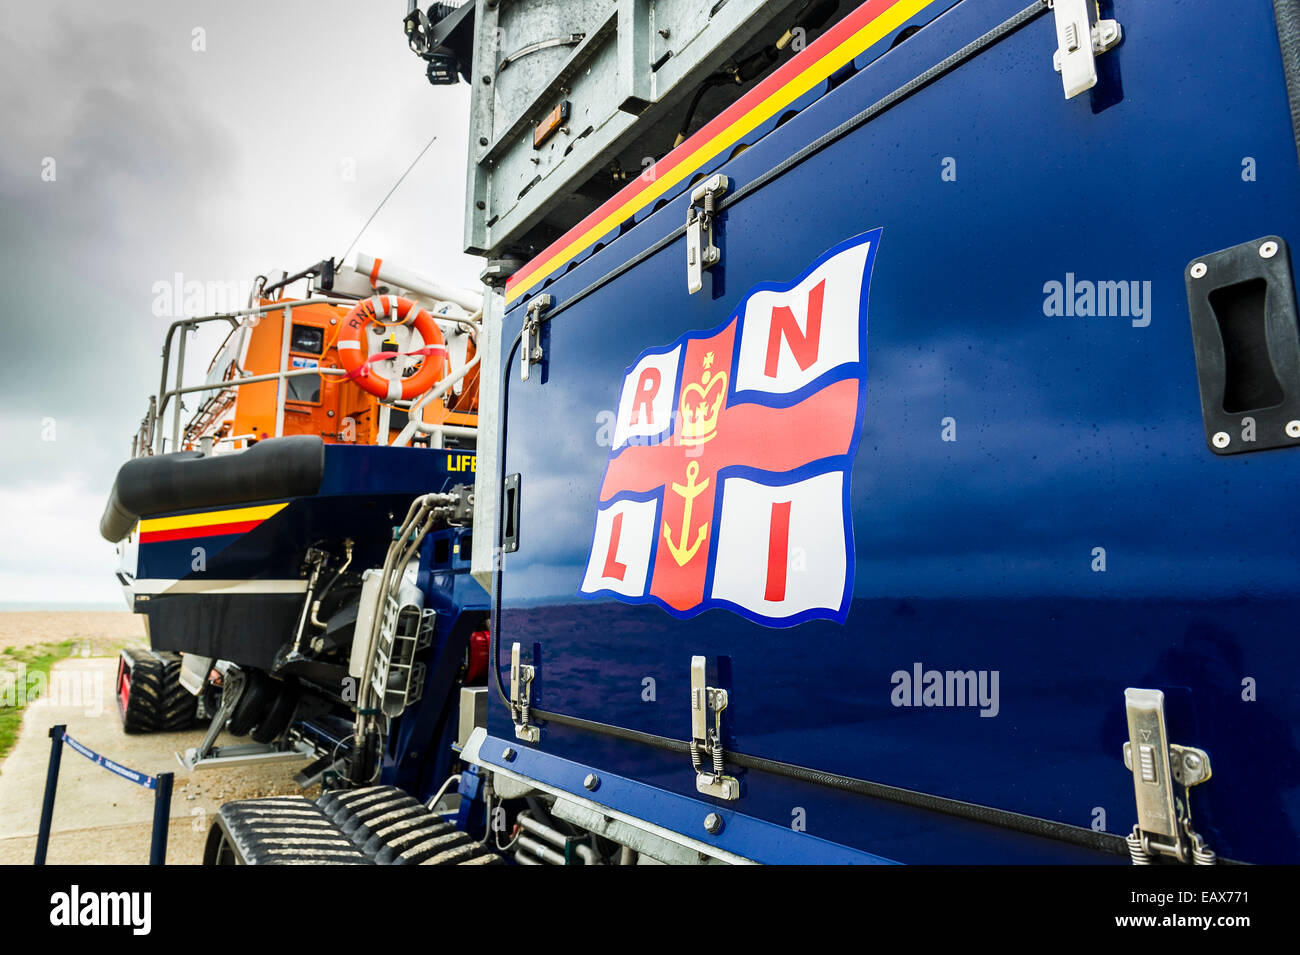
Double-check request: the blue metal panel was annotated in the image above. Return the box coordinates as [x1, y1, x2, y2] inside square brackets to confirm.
[387, 527, 491, 798]
[477, 733, 897, 864]
[495, 0, 1300, 862]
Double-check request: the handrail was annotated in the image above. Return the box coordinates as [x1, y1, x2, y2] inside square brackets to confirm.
[149, 294, 480, 454]
[153, 297, 363, 454]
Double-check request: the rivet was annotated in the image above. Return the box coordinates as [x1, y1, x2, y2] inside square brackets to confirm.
[1260, 241, 1279, 259]
[1212, 431, 1230, 449]
[703, 812, 723, 835]
[1190, 262, 1207, 279]
[502, 747, 516, 762]
[583, 773, 600, 791]
[1287, 421, 1300, 438]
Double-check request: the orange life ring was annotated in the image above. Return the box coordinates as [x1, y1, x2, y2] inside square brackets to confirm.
[338, 295, 449, 401]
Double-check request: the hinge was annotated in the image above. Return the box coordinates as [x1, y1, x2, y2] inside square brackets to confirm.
[686, 174, 729, 294]
[689, 655, 739, 800]
[1050, 0, 1122, 100]
[521, 294, 552, 382]
[1122, 688, 1216, 864]
[509, 641, 540, 742]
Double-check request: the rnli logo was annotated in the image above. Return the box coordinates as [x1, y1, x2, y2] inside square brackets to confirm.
[579, 231, 878, 627]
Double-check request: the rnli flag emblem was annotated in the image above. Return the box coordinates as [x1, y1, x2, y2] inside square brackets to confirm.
[579, 231, 878, 627]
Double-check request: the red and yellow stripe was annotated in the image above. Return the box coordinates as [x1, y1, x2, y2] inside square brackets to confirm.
[504, 0, 942, 306]
[137, 503, 287, 544]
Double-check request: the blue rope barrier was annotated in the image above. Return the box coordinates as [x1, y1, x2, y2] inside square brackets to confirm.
[36, 728, 175, 865]
[61, 732, 158, 790]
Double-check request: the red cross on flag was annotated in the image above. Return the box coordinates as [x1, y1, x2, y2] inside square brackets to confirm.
[579, 231, 879, 627]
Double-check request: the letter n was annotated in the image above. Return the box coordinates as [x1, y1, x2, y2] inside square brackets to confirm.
[765, 280, 825, 378]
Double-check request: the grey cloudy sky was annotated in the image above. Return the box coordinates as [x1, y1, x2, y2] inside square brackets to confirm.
[0, 1, 480, 605]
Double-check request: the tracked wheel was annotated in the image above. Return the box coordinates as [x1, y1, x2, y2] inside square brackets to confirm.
[158, 653, 199, 730]
[117, 648, 163, 733]
[226, 669, 277, 737]
[204, 786, 503, 865]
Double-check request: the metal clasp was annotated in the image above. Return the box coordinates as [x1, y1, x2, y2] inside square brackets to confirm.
[686, 174, 728, 294]
[1050, 0, 1122, 99]
[689, 656, 739, 800]
[509, 641, 540, 742]
[521, 294, 552, 382]
[1122, 688, 1215, 864]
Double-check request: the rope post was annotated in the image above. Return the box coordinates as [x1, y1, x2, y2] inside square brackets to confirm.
[34, 724, 66, 865]
[149, 772, 174, 866]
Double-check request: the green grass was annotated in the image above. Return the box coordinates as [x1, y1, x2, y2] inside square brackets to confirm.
[0, 637, 139, 765]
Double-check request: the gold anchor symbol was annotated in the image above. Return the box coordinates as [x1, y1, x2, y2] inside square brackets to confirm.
[663, 460, 710, 566]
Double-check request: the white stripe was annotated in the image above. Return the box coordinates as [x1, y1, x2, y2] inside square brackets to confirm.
[338, 340, 361, 350]
[370, 295, 386, 318]
[386, 377, 403, 401]
[132, 579, 311, 596]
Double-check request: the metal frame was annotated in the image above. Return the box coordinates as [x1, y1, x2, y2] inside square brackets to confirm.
[463, 0, 807, 257]
[148, 296, 454, 455]
[149, 289, 485, 455]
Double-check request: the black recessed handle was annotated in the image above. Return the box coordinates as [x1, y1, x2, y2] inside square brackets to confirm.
[1186, 236, 1300, 454]
[502, 473, 521, 553]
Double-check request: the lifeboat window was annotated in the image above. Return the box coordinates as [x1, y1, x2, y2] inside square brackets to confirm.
[287, 355, 321, 404]
[290, 324, 325, 355]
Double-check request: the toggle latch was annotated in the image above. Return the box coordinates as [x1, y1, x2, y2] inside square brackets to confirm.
[689, 655, 739, 800]
[1050, 0, 1122, 100]
[520, 294, 552, 382]
[1122, 688, 1215, 864]
[686, 174, 728, 294]
[509, 641, 541, 742]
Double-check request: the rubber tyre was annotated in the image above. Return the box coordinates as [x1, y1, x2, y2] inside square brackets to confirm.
[158, 654, 199, 730]
[117, 648, 163, 733]
[226, 670, 276, 737]
[250, 678, 301, 744]
[203, 824, 240, 865]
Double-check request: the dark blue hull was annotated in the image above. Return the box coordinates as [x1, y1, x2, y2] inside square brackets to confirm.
[132, 443, 476, 670]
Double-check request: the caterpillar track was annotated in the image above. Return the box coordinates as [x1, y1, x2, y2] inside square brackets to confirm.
[203, 786, 503, 865]
[117, 648, 198, 733]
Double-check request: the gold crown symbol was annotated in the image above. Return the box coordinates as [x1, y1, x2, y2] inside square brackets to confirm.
[679, 352, 727, 446]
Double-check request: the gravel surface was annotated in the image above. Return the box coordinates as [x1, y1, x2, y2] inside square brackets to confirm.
[0, 610, 145, 654]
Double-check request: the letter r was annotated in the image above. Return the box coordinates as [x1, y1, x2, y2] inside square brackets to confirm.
[630, 368, 662, 425]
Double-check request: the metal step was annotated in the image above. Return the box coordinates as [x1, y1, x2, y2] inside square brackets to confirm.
[208, 786, 503, 865]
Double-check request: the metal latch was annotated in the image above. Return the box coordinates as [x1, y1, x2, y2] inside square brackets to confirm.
[686, 174, 729, 294]
[689, 656, 739, 800]
[509, 641, 540, 742]
[1122, 688, 1215, 864]
[521, 294, 552, 382]
[1050, 0, 1122, 99]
